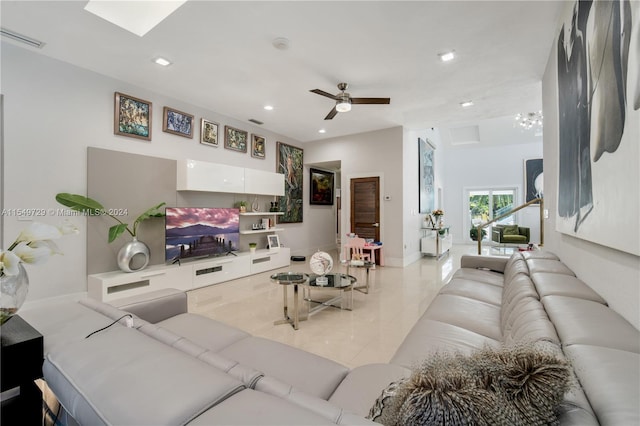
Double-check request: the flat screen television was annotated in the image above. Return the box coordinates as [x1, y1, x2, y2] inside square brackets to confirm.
[165, 207, 240, 263]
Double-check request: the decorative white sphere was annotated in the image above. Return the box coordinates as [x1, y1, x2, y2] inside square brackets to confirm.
[309, 251, 333, 276]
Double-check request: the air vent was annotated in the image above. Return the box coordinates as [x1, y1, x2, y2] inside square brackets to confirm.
[248, 119, 264, 125]
[1, 28, 45, 49]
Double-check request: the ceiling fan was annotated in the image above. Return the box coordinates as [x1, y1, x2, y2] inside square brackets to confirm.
[310, 83, 390, 120]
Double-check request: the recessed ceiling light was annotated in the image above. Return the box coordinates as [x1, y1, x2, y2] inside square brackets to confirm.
[460, 101, 474, 108]
[439, 51, 455, 62]
[263, 105, 274, 111]
[153, 57, 172, 66]
[318, 129, 326, 134]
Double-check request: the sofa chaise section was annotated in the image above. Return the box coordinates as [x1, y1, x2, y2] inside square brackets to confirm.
[44, 326, 245, 425]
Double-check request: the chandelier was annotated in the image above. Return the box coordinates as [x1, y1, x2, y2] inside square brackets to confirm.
[515, 111, 543, 130]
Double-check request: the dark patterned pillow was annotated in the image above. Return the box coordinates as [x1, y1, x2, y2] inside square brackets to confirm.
[368, 353, 498, 425]
[367, 378, 406, 424]
[470, 343, 572, 425]
[367, 343, 571, 426]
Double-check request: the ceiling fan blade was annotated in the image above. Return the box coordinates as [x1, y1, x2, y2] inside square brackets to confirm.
[310, 89, 339, 100]
[324, 106, 338, 120]
[351, 97, 391, 105]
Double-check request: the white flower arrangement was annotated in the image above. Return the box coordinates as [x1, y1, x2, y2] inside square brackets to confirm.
[0, 221, 78, 277]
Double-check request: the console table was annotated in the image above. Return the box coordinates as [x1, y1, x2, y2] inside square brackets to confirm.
[421, 226, 452, 258]
[1, 315, 44, 424]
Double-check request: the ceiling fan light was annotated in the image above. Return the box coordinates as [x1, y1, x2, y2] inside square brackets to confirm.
[336, 101, 351, 113]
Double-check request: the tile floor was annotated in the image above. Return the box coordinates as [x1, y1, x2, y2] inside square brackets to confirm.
[188, 244, 504, 368]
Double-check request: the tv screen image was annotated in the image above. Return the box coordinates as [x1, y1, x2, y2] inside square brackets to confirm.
[165, 207, 240, 262]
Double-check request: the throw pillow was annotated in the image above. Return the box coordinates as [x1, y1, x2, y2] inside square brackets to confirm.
[471, 343, 572, 425]
[367, 343, 571, 426]
[367, 378, 406, 425]
[503, 225, 520, 235]
[368, 353, 498, 425]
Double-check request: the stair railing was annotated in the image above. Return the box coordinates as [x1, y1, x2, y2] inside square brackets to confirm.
[476, 198, 544, 255]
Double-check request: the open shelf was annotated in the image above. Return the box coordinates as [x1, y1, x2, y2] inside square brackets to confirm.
[240, 212, 284, 216]
[240, 228, 284, 235]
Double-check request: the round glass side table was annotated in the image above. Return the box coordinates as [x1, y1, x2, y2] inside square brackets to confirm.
[270, 272, 309, 330]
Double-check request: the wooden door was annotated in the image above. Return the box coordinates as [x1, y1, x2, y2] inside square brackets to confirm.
[350, 177, 380, 241]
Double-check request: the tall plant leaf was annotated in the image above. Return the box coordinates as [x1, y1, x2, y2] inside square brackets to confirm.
[134, 202, 166, 224]
[56, 193, 104, 215]
[108, 224, 129, 243]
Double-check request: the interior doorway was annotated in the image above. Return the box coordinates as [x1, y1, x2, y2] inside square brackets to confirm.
[350, 176, 380, 242]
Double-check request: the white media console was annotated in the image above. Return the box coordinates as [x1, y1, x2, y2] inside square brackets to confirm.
[87, 151, 292, 301]
[88, 247, 290, 302]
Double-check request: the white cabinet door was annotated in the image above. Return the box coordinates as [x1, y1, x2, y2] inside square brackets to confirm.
[88, 264, 192, 302]
[191, 255, 251, 288]
[244, 168, 285, 196]
[177, 159, 245, 193]
[250, 248, 290, 274]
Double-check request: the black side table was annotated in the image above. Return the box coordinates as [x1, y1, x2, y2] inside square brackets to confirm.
[1, 315, 44, 425]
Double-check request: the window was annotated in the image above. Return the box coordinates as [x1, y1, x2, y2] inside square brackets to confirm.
[466, 188, 517, 241]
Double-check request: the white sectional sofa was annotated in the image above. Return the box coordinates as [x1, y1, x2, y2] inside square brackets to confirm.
[21, 251, 639, 425]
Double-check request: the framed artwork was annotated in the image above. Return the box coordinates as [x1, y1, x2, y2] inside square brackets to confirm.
[276, 141, 303, 223]
[200, 118, 219, 147]
[114, 92, 152, 141]
[310, 168, 334, 205]
[267, 234, 280, 251]
[556, 0, 639, 255]
[251, 134, 266, 159]
[162, 106, 194, 138]
[418, 138, 435, 214]
[524, 158, 543, 204]
[224, 126, 248, 152]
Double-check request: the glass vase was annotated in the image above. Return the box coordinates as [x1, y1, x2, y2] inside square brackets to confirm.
[0, 263, 29, 325]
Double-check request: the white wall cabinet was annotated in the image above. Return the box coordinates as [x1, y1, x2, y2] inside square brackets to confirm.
[88, 247, 291, 302]
[244, 168, 285, 196]
[177, 159, 284, 196]
[176, 159, 245, 193]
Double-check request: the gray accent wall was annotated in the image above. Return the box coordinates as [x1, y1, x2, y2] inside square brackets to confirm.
[87, 148, 177, 274]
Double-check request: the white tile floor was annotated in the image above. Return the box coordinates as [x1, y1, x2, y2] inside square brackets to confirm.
[188, 244, 503, 368]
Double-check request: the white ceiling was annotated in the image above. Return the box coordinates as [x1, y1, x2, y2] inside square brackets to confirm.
[0, 1, 563, 144]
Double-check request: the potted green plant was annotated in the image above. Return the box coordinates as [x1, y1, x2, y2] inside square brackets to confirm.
[55, 193, 165, 272]
[237, 201, 247, 213]
[249, 242, 257, 253]
[470, 227, 487, 241]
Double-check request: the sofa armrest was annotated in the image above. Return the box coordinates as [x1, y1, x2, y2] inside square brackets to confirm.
[520, 227, 531, 240]
[460, 255, 508, 273]
[491, 227, 503, 243]
[111, 288, 188, 323]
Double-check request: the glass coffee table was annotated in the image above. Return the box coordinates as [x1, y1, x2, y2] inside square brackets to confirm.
[270, 272, 309, 330]
[305, 273, 356, 314]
